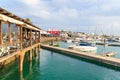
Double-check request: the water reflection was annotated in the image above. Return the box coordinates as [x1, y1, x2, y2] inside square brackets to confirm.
[0, 61, 18, 80]
[51, 51, 53, 56]
[19, 53, 40, 80]
[0, 51, 40, 80]
[45, 49, 120, 72]
[19, 72, 24, 80]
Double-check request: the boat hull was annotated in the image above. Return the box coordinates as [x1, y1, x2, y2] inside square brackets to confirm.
[73, 46, 97, 52]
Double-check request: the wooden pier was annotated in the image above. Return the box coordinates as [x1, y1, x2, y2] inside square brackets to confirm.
[0, 8, 41, 72]
[86, 41, 120, 47]
[101, 52, 116, 57]
[41, 44, 120, 67]
[96, 42, 120, 47]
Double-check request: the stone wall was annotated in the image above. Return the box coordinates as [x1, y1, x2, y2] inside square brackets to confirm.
[40, 37, 60, 43]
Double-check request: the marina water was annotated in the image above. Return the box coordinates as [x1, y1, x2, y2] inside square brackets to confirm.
[0, 42, 120, 80]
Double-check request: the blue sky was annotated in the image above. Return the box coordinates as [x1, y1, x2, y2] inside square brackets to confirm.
[1, 0, 120, 35]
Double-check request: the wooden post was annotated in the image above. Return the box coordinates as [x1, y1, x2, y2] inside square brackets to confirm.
[30, 30, 32, 46]
[15, 24, 17, 39]
[36, 47, 38, 54]
[8, 22, 11, 43]
[29, 30, 32, 61]
[19, 53, 24, 72]
[25, 28, 27, 39]
[27, 30, 29, 37]
[35, 31, 37, 44]
[19, 70, 24, 80]
[38, 45, 40, 52]
[20, 27, 23, 50]
[29, 57, 32, 74]
[39, 31, 41, 43]
[35, 46, 39, 58]
[19, 26, 24, 72]
[0, 21, 2, 44]
[35, 47, 39, 63]
[37, 46, 39, 53]
[29, 49, 32, 61]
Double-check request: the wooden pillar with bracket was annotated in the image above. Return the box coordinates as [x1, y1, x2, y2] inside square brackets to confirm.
[19, 26, 23, 72]
[19, 52, 24, 72]
[29, 49, 32, 61]
[30, 30, 32, 46]
[20, 27, 23, 50]
[29, 29, 32, 61]
[36, 47, 37, 54]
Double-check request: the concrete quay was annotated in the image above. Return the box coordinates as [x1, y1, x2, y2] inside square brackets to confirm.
[41, 44, 120, 67]
[96, 42, 120, 46]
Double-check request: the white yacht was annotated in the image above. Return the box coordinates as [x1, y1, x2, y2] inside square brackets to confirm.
[69, 43, 97, 52]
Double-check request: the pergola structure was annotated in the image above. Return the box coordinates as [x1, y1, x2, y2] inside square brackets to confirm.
[0, 8, 41, 72]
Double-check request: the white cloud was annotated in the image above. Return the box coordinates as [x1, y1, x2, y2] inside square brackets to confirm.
[19, 0, 39, 6]
[53, 8, 79, 19]
[52, 0, 68, 8]
[1, 0, 120, 35]
[100, 5, 111, 11]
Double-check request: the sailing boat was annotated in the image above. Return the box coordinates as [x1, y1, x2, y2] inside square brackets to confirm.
[68, 25, 97, 52]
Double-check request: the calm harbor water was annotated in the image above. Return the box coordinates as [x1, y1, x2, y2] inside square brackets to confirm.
[59, 41, 120, 58]
[0, 42, 120, 80]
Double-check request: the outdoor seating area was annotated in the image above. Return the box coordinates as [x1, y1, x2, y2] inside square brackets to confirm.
[0, 46, 10, 57]
[0, 21, 40, 58]
[0, 43, 20, 57]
